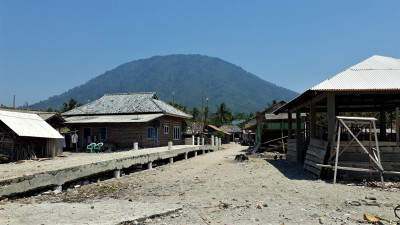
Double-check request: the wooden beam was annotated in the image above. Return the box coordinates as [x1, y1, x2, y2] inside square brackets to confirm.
[316, 164, 400, 175]
[327, 93, 336, 145]
[380, 111, 387, 141]
[310, 101, 316, 138]
[288, 112, 292, 138]
[396, 107, 399, 144]
[296, 108, 303, 163]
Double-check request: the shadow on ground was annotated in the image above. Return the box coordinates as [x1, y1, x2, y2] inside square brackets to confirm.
[265, 159, 316, 181]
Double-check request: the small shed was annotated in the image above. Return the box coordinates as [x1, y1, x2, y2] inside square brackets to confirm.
[275, 55, 400, 173]
[0, 110, 64, 161]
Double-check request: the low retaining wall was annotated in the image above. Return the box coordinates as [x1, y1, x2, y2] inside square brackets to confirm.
[0, 145, 218, 198]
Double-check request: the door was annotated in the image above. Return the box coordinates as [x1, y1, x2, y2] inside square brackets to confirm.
[154, 127, 158, 147]
[83, 128, 91, 147]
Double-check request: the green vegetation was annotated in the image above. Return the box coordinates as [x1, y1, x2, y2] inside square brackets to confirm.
[29, 54, 298, 113]
[214, 131, 226, 139]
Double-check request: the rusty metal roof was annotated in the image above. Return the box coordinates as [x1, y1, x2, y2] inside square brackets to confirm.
[311, 55, 400, 91]
[208, 125, 231, 135]
[62, 92, 191, 119]
[0, 110, 63, 139]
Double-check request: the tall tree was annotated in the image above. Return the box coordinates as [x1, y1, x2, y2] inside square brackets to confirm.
[191, 107, 200, 121]
[214, 103, 232, 126]
[60, 99, 82, 113]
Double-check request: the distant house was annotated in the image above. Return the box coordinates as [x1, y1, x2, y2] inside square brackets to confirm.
[62, 92, 192, 149]
[207, 125, 231, 144]
[219, 125, 241, 142]
[0, 110, 64, 162]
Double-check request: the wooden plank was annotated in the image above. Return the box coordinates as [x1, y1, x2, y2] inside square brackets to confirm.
[316, 164, 400, 175]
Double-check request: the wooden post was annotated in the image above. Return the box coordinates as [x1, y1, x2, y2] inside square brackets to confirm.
[333, 121, 342, 185]
[288, 112, 292, 138]
[396, 107, 399, 144]
[327, 94, 336, 145]
[296, 108, 302, 162]
[379, 111, 386, 141]
[310, 101, 316, 138]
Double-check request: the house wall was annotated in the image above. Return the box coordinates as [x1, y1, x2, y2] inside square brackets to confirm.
[72, 115, 186, 149]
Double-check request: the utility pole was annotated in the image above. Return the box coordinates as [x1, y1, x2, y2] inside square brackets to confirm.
[201, 90, 204, 137]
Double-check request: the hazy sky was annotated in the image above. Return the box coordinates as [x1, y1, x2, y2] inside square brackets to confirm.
[1, 1, 399, 107]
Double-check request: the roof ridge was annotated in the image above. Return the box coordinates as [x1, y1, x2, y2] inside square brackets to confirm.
[149, 98, 165, 113]
[104, 92, 156, 96]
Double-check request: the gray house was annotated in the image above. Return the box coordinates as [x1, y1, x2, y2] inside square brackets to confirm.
[62, 92, 192, 150]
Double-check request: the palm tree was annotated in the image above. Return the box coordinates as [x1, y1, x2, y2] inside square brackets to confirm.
[214, 103, 232, 126]
[60, 99, 82, 113]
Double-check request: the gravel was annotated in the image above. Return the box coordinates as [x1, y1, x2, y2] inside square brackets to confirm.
[1, 143, 399, 225]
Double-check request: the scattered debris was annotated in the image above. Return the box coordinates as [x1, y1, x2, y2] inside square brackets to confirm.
[234, 154, 249, 162]
[395, 205, 400, 219]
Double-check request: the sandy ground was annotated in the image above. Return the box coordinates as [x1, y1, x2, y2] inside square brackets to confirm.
[1, 143, 399, 225]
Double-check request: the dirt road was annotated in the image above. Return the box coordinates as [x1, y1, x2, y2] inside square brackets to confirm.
[1, 143, 399, 224]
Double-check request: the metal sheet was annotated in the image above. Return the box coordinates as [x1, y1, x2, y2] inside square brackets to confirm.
[62, 92, 191, 119]
[0, 110, 63, 139]
[64, 113, 164, 124]
[311, 55, 400, 91]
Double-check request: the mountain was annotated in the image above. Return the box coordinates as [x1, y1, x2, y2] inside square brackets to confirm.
[30, 54, 298, 114]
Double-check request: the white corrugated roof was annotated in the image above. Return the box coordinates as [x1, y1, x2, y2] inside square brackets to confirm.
[64, 113, 164, 124]
[0, 110, 63, 139]
[311, 55, 400, 91]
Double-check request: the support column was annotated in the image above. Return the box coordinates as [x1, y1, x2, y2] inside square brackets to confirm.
[219, 138, 222, 150]
[379, 111, 387, 141]
[201, 137, 204, 146]
[184, 152, 188, 160]
[310, 101, 316, 138]
[192, 135, 195, 145]
[194, 151, 198, 157]
[288, 112, 293, 138]
[147, 162, 152, 169]
[396, 107, 399, 143]
[327, 94, 336, 145]
[202, 150, 205, 154]
[215, 137, 218, 148]
[296, 108, 303, 162]
[114, 170, 121, 178]
[197, 137, 200, 146]
[134, 142, 138, 150]
[211, 135, 214, 146]
[169, 158, 173, 163]
[168, 141, 173, 150]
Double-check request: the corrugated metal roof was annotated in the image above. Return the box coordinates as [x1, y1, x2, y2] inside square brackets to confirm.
[274, 55, 400, 114]
[0, 107, 63, 122]
[311, 55, 400, 91]
[0, 110, 63, 139]
[62, 92, 191, 118]
[219, 125, 241, 133]
[64, 113, 164, 124]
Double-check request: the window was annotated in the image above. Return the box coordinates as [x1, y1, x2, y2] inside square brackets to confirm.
[100, 127, 107, 139]
[147, 127, 153, 139]
[173, 126, 180, 140]
[164, 124, 169, 134]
